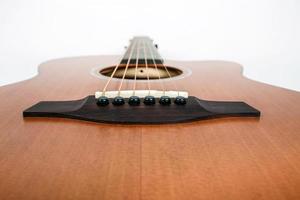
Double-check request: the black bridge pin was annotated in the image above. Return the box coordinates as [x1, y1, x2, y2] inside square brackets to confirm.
[97, 96, 109, 106]
[144, 96, 156, 105]
[112, 96, 125, 106]
[174, 96, 187, 105]
[159, 96, 171, 105]
[128, 96, 140, 106]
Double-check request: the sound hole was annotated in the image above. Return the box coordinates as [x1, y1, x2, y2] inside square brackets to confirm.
[100, 64, 183, 80]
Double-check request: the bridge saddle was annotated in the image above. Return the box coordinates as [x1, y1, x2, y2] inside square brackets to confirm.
[95, 90, 188, 99]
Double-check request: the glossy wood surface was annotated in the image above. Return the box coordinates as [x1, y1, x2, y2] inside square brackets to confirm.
[0, 55, 299, 200]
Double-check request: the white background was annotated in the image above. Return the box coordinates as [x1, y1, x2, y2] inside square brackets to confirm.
[0, 0, 299, 91]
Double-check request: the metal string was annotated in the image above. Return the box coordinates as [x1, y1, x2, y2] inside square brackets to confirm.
[117, 39, 138, 95]
[132, 39, 141, 96]
[145, 40, 165, 93]
[157, 50, 180, 96]
[101, 38, 177, 98]
[101, 46, 130, 95]
[142, 40, 151, 95]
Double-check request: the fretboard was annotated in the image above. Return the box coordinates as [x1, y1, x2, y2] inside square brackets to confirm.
[121, 36, 163, 64]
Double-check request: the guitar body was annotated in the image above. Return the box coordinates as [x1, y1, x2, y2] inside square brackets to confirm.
[0, 55, 299, 200]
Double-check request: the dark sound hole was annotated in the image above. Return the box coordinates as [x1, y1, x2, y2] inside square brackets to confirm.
[100, 64, 183, 80]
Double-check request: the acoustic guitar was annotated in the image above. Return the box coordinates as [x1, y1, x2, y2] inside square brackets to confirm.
[0, 36, 299, 199]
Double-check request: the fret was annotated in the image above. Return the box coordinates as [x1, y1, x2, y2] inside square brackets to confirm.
[121, 36, 163, 64]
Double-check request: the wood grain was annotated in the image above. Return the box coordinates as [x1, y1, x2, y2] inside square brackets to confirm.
[0, 55, 300, 200]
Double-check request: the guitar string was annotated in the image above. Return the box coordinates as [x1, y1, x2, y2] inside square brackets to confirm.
[145, 40, 165, 93]
[101, 38, 176, 98]
[132, 39, 141, 96]
[142, 40, 151, 95]
[101, 44, 131, 95]
[117, 39, 138, 95]
[157, 50, 180, 96]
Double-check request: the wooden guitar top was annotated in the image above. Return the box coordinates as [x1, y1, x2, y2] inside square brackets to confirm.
[0, 56, 299, 200]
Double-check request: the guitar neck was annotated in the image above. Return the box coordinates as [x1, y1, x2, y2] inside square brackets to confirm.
[121, 36, 163, 64]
